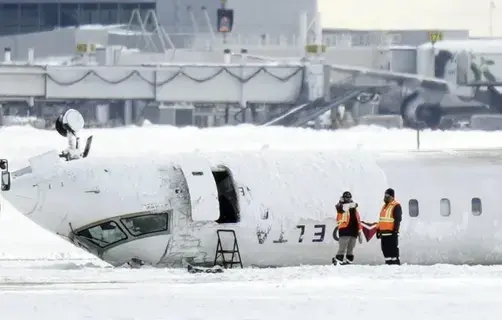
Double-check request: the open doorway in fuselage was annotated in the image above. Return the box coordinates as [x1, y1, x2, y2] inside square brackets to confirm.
[212, 167, 240, 223]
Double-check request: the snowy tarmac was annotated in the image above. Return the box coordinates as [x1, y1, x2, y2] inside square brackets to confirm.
[2, 125, 502, 319]
[1, 261, 502, 320]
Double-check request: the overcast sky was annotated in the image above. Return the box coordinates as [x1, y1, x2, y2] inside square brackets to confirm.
[318, 0, 499, 36]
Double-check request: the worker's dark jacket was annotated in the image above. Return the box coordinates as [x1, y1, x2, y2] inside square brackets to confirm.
[335, 202, 360, 237]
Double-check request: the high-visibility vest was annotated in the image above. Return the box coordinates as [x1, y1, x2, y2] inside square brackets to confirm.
[337, 208, 362, 230]
[378, 200, 399, 232]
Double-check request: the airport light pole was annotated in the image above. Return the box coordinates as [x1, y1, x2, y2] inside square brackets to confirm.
[416, 126, 420, 150]
[416, 121, 427, 150]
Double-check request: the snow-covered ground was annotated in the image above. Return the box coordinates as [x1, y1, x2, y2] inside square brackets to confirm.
[6, 124, 502, 160]
[1, 261, 502, 319]
[2, 124, 502, 319]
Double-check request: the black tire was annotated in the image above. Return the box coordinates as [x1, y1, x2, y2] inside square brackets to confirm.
[55, 115, 68, 137]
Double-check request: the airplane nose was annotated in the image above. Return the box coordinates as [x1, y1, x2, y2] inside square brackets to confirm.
[2, 173, 39, 216]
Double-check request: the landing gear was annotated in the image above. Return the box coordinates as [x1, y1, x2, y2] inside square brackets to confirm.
[55, 109, 93, 161]
[55, 108, 85, 138]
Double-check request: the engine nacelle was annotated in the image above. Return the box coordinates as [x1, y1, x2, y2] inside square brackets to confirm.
[401, 91, 442, 129]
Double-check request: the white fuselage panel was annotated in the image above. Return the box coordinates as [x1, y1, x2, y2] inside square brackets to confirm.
[4, 149, 502, 267]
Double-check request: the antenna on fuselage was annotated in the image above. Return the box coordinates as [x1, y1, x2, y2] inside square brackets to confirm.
[55, 109, 93, 161]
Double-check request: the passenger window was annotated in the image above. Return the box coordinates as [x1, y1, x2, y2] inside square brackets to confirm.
[121, 212, 169, 236]
[409, 199, 419, 217]
[440, 198, 451, 217]
[471, 198, 482, 216]
[76, 221, 127, 248]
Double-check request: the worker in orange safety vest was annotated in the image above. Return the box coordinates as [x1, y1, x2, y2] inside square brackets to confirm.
[332, 191, 363, 265]
[376, 188, 402, 265]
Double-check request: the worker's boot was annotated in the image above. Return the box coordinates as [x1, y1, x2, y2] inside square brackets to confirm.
[386, 258, 400, 265]
[332, 255, 345, 265]
[345, 254, 354, 264]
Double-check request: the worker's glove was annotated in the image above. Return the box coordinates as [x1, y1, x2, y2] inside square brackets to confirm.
[376, 231, 381, 239]
[343, 202, 357, 211]
[393, 231, 399, 236]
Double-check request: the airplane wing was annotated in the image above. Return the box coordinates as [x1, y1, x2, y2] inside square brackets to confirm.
[235, 52, 492, 128]
[328, 64, 452, 92]
[234, 52, 454, 93]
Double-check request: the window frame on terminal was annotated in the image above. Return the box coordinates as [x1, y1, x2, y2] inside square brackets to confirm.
[471, 197, 482, 216]
[0, 2, 157, 35]
[408, 199, 419, 217]
[439, 198, 451, 217]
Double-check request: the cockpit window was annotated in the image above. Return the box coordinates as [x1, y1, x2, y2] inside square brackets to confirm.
[120, 212, 169, 237]
[76, 221, 127, 248]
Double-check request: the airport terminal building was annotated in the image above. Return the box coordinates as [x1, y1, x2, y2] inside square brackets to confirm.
[0, 1, 156, 35]
[0, 0, 317, 38]
[0, 0, 480, 130]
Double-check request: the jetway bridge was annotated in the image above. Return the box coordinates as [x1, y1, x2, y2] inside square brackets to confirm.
[262, 87, 385, 128]
[0, 63, 304, 104]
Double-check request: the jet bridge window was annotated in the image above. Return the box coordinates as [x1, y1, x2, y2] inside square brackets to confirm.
[76, 221, 127, 248]
[408, 199, 419, 217]
[440, 198, 451, 217]
[471, 198, 482, 216]
[120, 212, 169, 237]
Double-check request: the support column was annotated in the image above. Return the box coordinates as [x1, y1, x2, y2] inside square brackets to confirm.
[27, 48, 34, 64]
[96, 104, 109, 125]
[124, 100, 132, 125]
[305, 12, 326, 102]
[298, 12, 308, 54]
[239, 48, 248, 123]
[3, 48, 11, 63]
[323, 64, 331, 102]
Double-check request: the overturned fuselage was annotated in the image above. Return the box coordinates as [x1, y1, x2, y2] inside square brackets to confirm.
[3, 144, 502, 268]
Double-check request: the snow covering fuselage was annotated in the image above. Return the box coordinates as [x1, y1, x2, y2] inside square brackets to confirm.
[4, 147, 502, 267]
